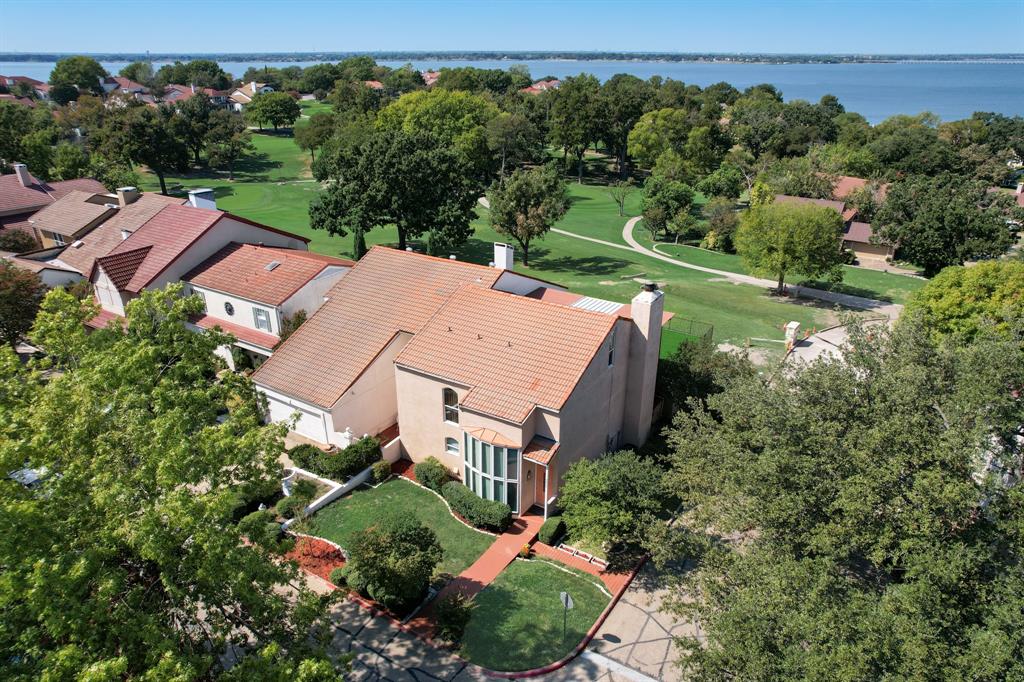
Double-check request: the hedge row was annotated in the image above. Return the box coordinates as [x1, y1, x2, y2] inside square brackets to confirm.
[289, 437, 381, 482]
[414, 456, 450, 492]
[538, 516, 565, 545]
[441, 481, 512, 532]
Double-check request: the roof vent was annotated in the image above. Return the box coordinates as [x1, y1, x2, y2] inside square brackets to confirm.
[70, 240, 83, 248]
[264, 260, 280, 271]
[449, 254, 456, 260]
[406, 247, 413, 252]
[104, 203, 119, 209]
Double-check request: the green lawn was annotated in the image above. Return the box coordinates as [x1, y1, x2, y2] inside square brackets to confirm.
[308, 478, 494, 576]
[460, 558, 610, 671]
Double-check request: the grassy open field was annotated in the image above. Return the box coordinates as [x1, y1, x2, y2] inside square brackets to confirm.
[459, 558, 610, 671]
[139, 121, 923, 350]
[309, 478, 494, 576]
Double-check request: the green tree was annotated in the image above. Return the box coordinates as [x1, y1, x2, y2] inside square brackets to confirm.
[347, 513, 442, 611]
[596, 74, 652, 173]
[49, 142, 90, 180]
[876, 173, 1020, 276]
[299, 63, 341, 93]
[904, 260, 1024, 342]
[0, 230, 39, 253]
[0, 287, 340, 678]
[309, 128, 478, 253]
[641, 174, 695, 240]
[294, 112, 336, 162]
[757, 155, 836, 199]
[118, 61, 154, 87]
[86, 153, 140, 191]
[735, 201, 845, 294]
[205, 110, 254, 180]
[662, 316, 1024, 681]
[49, 55, 107, 94]
[376, 88, 499, 177]
[607, 178, 636, 217]
[700, 196, 741, 252]
[0, 260, 45, 349]
[696, 164, 743, 199]
[327, 80, 383, 116]
[176, 92, 216, 166]
[0, 100, 34, 167]
[729, 93, 785, 157]
[485, 112, 542, 178]
[549, 73, 601, 182]
[487, 164, 568, 266]
[124, 106, 189, 194]
[627, 107, 692, 168]
[18, 128, 56, 180]
[382, 63, 425, 96]
[560, 451, 666, 553]
[246, 92, 301, 131]
[154, 59, 231, 90]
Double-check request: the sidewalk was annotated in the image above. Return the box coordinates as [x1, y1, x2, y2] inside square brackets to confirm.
[438, 514, 545, 601]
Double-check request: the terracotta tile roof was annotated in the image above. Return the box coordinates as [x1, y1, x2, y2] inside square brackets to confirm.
[0, 173, 105, 215]
[0, 94, 35, 108]
[0, 251, 77, 274]
[57, 194, 186, 275]
[1, 75, 45, 87]
[97, 246, 152, 288]
[830, 175, 889, 202]
[27, 190, 116, 237]
[0, 212, 36, 236]
[396, 286, 617, 423]
[86, 306, 126, 330]
[841, 207, 859, 223]
[252, 246, 503, 408]
[184, 242, 352, 305]
[192, 313, 279, 350]
[464, 427, 519, 448]
[523, 436, 559, 465]
[363, 80, 384, 90]
[104, 76, 148, 92]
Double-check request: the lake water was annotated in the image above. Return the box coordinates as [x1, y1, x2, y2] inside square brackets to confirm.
[2, 59, 1021, 123]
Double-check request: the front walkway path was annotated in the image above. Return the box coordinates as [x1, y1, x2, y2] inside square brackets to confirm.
[440, 514, 545, 600]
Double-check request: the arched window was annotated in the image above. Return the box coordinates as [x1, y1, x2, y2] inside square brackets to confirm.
[445, 437, 459, 456]
[442, 388, 459, 423]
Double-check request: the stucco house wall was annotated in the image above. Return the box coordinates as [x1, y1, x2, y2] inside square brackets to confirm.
[329, 332, 413, 445]
[188, 283, 281, 338]
[280, 265, 350, 321]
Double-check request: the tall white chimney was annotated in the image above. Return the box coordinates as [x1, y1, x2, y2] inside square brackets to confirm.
[12, 163, 31, 187]
[621, 281, 665, 447]
[187, 188, 217, 210]
[1016, 182, 1023, 195]
[250, 81, 257, 93]
[493, 242, 514, 271]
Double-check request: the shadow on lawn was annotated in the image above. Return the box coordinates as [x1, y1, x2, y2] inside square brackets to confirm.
[532, 253, 633, 277]
[797, 279, 896, 304]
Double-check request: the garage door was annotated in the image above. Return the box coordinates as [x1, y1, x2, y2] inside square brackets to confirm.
[265, 394, 329, 444]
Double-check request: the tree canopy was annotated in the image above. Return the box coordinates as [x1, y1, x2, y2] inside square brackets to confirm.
[0, 287, 339, 679]
[0, 261, 45, 349]
[487, 163, 568, 266]
[49, 56, 107, 94]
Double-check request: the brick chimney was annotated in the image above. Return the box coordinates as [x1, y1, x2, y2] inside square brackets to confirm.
[622, 281, 664, 447]
[116, 186, 139, 207]
[12, 163, 32, 187]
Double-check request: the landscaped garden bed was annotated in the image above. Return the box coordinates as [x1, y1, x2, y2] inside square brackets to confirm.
[458, 558, 611, 671]
[308, 478, 495, 576]
[283, 536, 346, 583]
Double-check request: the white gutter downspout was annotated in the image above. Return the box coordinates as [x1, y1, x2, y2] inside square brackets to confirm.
[543, 464, 549, 519]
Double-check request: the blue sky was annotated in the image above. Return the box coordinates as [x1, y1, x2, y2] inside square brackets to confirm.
[1, 0, 1021, 54]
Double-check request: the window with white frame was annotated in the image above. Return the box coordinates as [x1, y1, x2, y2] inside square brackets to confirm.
[442, 388, 459, 423]
[50, 232, 65, 246]
[253, 307, 272, 332]
[445, 437, 459, 456]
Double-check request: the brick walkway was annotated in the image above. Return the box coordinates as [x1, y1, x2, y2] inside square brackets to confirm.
[439, 513, 545, 601]
[533, 542, 634, 594]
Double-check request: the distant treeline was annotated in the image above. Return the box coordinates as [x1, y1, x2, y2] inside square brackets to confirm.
[3, 51, 1023, 64]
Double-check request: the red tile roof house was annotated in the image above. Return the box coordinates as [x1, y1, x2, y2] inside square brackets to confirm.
[775, 175, 893, 265]
[0, 75, 49, 100]
[88, 189, 310, 329]
[0, 163, 107, 245]
[182, 243, 353, 369]
[253, 244, 668, 518]
[162, 84, 230, 107]
[228, 81, 274, 112]
[100, 76, 149, 95]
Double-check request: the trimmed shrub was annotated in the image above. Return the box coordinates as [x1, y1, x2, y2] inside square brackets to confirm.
[288, 443, 321, 471]
[433, 593, 475, 643]
[414, 456, 450, 492]
[347, 514, 441, 612]
[329, 566, 347, 587]
[538, 517, 565, 546]
[292, 478, 318, 502]
[345, 567, 367, 595]
[238, 509, 284, 548]
[442, 481, 512, 532]
[371, 460, 392, 484]
[275, 495, 306, 520]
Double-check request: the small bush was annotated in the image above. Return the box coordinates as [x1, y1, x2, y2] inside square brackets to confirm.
[538, 517, 565, 546]
[288, 444, 321, 471]
[414, 456, 450, 492]
[433, 593, 475, 643]
[275, 495, 306, 520]
[345, 567, 367, 595]
[329, 566, 348, 587]
[371, 460, 391, 484]
[292, 478, 318, 502]
[442, 481, 512, 532]
[519, 543, 532, 558]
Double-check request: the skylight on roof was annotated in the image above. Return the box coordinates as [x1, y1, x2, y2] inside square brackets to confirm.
[265, 260, 280, 271]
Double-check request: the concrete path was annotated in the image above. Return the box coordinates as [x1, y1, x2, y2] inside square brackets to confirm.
[786, 317, 891, 365]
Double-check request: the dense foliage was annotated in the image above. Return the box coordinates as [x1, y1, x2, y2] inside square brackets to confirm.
[0, 287, 339, 679]
[487, 163, 569, 265]
[662, 315, 1024, 680]
[0, 260, 45, 349]
[288, 437, 381, 482]
[413, 456, 451, 492]
[441, 481, 513, 532]
[346, 513, 442, 611]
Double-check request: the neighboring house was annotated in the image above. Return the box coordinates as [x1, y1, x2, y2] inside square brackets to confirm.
[0, 75, 48, 99]
[0, 249, 82, 287]
[363, 80, 384, 90]
[89, 189, 310, 326]
[183, 243, 352, 369]
[0, 164, 106, 244]
[228, 81, 274, 112]
[162, 84, 229, 107]
[0, 93, 36, 108]
[253, 244, 668, 518]
[101, 76, 149, 95]
[27, 190, 120, 248]
[421, 71, 440, 87]
[520, 79, 561, 95]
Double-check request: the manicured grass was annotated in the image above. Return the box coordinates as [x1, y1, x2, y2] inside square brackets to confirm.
[308, 478, 494, 576]
[298, 100, 334, 118]
[460, 558, 610, 671]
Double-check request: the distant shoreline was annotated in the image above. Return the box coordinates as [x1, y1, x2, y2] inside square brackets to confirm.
[2, 51, 1023, 65]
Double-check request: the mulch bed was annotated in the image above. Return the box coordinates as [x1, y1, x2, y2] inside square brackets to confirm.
[284, 536, 346, 583]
